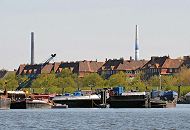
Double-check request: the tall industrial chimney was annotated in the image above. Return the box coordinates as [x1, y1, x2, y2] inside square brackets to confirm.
[31, 32, 34, 65]
[135, 25, 139, 61]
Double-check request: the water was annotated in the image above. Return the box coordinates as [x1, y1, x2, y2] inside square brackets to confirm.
[0, 104, 190, 130]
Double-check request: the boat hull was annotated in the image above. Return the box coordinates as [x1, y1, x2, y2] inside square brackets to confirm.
[26, 100, 52, 109]
[10, 100, 26, 109]
[0, 98, 11, 109]
[53, 99, 101, 108]
[11, 100, 52, 109]
[108, 95, 148, 108]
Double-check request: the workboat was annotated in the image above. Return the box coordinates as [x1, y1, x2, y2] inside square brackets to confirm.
[0, 90, 11, 109]
[26, 99, 52, 109]
[52, 91, 101, 108]
[26, 94, 53, 109]
[8, 91, 26, 109]
[108, 90, 149, 108]
[8, 91, 53, 109]
[150, 90, 178, 108]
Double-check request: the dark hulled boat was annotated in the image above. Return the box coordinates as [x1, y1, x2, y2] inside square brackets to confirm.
[52, 94, 101, 108]
[9, 92, 53, 109]
[8, 91, 26, 109]
[108, 92, 149, 108]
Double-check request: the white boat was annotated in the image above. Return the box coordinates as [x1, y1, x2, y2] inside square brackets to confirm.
[26, 99, 52, 109]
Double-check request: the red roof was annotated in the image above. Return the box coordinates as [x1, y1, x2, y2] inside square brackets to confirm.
[162, 59, 183, 68]
[117, 60, 148, 71]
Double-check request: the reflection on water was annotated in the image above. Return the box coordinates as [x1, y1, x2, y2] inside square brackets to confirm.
[0, 104, 190, 130]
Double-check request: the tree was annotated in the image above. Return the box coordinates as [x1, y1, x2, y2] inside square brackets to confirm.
[129, 72, 149, 91]
[16, 75, 28, 85]
[108, 71, 128, 88]
[160, 75, 176, 90]
[57, 68, 76, 79]
[57, 76, 77, 93]
[82, 73, 104, 89]
[175, 66, 190, 86]
[4, 73, 18, 90]
[31, 73, 57, 93]
[148, 75, 160, 88]
[0, 79, 5, 90]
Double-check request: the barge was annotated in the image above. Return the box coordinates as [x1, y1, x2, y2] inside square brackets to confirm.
[52, 87, 150, 108]
[52, 94, 101, 108]
[108, 92, 149, 108]
[9, 91, 53, 109]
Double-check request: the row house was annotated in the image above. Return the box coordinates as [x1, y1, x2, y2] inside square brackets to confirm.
[16, 63, 54, 76]
[142, 56, 183, 79]
[16, 55, 190, 79]
[55, 60, 104, 78]
[116, 60, 148, 77]
[16, 60, 104, 78]
[98, 59, 124, 78]
[78, 61, 104, 77]
[182, 56, 190, 68]
[16, 59, 147, 79]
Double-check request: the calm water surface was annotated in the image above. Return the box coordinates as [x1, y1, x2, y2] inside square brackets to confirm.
[0, 104, 190, 130]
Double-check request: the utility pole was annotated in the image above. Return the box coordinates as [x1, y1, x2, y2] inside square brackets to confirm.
[159, 74, 162, 90]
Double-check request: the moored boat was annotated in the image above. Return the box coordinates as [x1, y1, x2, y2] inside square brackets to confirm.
[8, 91, 26, 109]
[150, 90, 177, 108]
[8, 91, 54, 109]
[0, 90, 11, 109]
[108, 91, 149, 108]
[26, 94, 53, 109]
[26, 99, 52, 109]
[53, 94, 101, 108]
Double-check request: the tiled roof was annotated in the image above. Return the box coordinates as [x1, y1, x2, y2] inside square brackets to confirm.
[23, 64, 41, 74]
[142, 56, 169, 69]
[117, 60, 148, 71]
[58, 61, 79, 73]
[162, 59, 183, 68]
[91, 61, 104, 72]
[79, 61, 104, 72]
[41, 63, 54, 73]
[16, 64, 26, 75]
[101, 59, 124, 70]
[16, 63, 54, 75]
[53, 62, 61, 72]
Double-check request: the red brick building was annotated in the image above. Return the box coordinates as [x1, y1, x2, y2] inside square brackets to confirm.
[142, 56, 183, 79]
[116, 60, 148, 77]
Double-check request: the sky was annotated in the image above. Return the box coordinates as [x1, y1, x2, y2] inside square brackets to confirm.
[0, 0, 190, 70]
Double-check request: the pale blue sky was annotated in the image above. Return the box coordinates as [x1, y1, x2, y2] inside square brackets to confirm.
[0, 0, 190, 70]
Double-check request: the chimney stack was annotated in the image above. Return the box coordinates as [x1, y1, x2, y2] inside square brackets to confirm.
[31, 32, 34, 65]
[135, 25, 139, 61]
